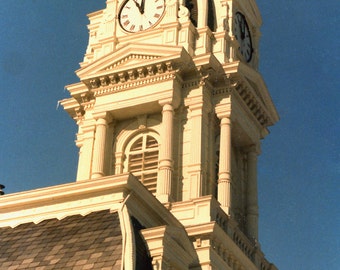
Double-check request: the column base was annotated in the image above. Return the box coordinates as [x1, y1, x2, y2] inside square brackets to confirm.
[91, 173, 104, 179]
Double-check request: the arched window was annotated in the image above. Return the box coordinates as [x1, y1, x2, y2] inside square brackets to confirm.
[124, 132, 159, 194]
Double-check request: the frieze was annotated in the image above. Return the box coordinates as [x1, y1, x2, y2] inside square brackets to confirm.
[87, 61, 176, 92]
[93, 72, 177, 96]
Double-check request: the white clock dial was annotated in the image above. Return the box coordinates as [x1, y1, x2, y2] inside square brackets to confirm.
[119, 0, 165, 32]
[234, 12, 253, 62]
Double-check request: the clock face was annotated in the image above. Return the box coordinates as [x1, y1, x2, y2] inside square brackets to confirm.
[119, 0, 165, 32]
[234, 12, 253, 62]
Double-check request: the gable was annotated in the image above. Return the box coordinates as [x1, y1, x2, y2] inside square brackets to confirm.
[76, 43, 187, 81]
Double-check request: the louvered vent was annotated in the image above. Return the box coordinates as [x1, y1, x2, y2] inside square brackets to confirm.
[128, 134, 159, 194]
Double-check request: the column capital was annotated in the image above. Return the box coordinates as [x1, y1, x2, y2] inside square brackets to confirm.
[159, 102, 174, 112]
[158, 98, 172, 107]
[92, 111, 113, 123]
[158, 86, 181, 109]
[215, 100, 231, 119]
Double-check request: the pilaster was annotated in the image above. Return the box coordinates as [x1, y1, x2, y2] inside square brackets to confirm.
[185, 83, 212, 200]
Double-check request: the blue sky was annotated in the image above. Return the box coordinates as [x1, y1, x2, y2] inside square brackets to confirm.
[0, 1, 339, 269]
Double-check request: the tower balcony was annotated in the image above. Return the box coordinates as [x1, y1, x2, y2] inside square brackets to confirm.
[171, 196, 277, 270]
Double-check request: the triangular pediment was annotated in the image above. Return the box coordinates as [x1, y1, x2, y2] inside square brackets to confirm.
[76, 43, 189, 81]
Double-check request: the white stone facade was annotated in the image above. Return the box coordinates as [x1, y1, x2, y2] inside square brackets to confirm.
[0, 0, 279, 269]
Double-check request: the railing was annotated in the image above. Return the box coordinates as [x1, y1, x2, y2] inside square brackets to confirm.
[215, 207, 278, 270]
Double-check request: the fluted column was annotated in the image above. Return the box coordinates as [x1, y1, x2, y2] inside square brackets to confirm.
[217, 114, 232, 216]
[246, 146, 259, 240]
[156, 102, 174, 203]
[91, 114, 110, 179]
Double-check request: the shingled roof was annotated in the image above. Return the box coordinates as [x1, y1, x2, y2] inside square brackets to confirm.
[0, 175, 196, 269]
[0, 210, 124, 269]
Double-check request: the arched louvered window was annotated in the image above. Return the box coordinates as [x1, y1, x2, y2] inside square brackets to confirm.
[125, 132, 159, 194]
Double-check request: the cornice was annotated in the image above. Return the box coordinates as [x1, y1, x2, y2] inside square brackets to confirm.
[141, 225, 198, 268]
[219, 62, 279, 128]
[0, 174, 182, 230]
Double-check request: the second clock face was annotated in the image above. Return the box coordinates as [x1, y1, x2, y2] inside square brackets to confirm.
[234, 12, 253, 62]
[119, 0, 165, 33]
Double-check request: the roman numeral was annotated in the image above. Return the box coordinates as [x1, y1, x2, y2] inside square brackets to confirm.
[123, 20, 130, 26]
[154, 13, 160, 18]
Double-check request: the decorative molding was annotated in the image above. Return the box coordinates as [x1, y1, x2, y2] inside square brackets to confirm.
[213, 87, 232, 96]
[104, 54, 161, 71]
[233, 81, 269, 126]
[92, 71, 177, 97]
[171, 196, 277, 270]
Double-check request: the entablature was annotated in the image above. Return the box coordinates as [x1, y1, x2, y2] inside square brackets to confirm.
[221, 61, 279, 129]
[0, 174, 182, 230]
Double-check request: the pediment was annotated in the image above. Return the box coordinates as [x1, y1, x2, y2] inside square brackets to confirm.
[76, 43, 189, 81]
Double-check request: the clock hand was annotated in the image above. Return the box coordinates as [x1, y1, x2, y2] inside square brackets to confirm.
[133, 0, 142, 13]
[140, 0, 145, 14]
[241, 20, 245, 39]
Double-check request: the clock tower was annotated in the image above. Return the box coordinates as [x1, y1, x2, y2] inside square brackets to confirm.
[61, 0, 279, 268]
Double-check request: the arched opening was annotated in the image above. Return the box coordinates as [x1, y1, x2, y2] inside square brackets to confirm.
[185, 0, 198, 27]
[124, 131, 159, 194]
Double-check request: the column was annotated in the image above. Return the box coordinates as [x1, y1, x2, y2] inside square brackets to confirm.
[156, 102, 174, 203]
[217, 113, 232, 216]
[246, 146, 259, 240]
[91, 115, 109, 179]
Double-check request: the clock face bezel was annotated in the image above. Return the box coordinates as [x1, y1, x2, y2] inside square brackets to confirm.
[118, 0, 166, 33]
[233, 12, 253, 62]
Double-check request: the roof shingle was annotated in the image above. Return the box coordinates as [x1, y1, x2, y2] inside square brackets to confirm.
[0, 210, 122, 269]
